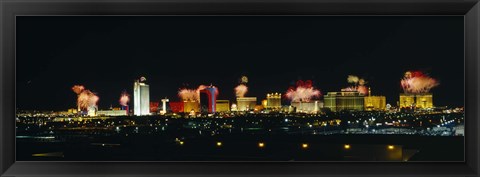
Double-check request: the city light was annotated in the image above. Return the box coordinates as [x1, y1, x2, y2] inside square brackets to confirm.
[216, 142, 222, 147]
[302, 143, 309, 149]
[344, 144, 351, 149]
[258, 142, 265, 148]
[388, 145, 395, 150]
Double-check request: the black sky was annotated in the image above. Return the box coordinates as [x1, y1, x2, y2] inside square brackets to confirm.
[16, 16, 464, 111]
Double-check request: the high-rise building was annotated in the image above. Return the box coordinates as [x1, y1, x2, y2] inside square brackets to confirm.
[266, 93, 282, 109]
[237, 97, 257, 111]
[324, 91, 364, 112]
[133, 77, 150, 116]
[199, 86, 218, 113]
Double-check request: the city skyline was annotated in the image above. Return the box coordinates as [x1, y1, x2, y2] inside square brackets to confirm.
[16, 16, 464, 110]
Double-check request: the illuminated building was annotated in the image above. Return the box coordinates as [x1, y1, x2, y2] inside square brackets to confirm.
[399, 93, 433, 109]
[415, 93, 433, 109]
[87, 106, 97, 116]
[254, 105, 264, 111]
[266, 93, 282, 109]
[160, 98, 169, 115]
[324, 91, 364, 112]
[236, 97, 257, 111]
[169, 101, 184, 113]
[262, 99, 268, 108]
[231, 103, 238, 111]
[216, 100, 230, 112]
[121, 105, 129, 114]
[133, 77, 150, 116]
[97, 109, 128, 116]
[184, 101, 200, 113]
[364, 88, 386, 111]
[290, 101, 321, 113]
[399, 93, 415, 108]
[364, 96, 386, 111]
[68, 108, 78, 114]
[199, 86, 218, 113]
[150, 102, 159, 113]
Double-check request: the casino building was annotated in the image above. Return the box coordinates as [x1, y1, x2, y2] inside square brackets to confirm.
[236, 97, 257, 111]
[399, 93, 433, 109]
[290, 101, 321, 113]
[266, 93, 282, 109]
[133, 77, 150, 116]
[364, 88, 387, 111]
[324, 91, 364, 112]
[216, 100, 230, 112]
[199, 86, 218, 113]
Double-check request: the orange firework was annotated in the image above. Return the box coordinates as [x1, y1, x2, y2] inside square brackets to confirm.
[72, 85, 99, 110]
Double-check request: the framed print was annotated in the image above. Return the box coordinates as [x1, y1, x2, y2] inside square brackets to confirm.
[1, 0, 479, 176]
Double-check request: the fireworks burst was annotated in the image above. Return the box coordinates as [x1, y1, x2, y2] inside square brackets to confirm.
[347, 75, 359, 84]
[343, 75, 369, 95]
[401, 71, 439, 93]
[285, 80, 321, 102]
[178, 85, 218, 101]
[119, 92, 130, 106]
[235, 84, 248, 97]
[72, 85, 99, 110]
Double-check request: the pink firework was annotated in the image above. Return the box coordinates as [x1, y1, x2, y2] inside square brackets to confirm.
[285, 80, 321, 102]
[401, 71, 439, 93]
[119, 92, 130, 106]
[179, 85, 218, 101]
[72, 85, 99, 110]
[234, 84, 248, 97]
[178, 88, 198, 101]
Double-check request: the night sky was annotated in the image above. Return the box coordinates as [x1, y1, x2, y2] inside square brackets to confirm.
[16, 16, 464, 111]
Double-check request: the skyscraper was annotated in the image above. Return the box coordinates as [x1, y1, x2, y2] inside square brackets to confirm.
[133, 77, 150, 116]
[199, 86, 218, 113]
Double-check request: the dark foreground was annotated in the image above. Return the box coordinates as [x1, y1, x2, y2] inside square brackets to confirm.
[17, 134, 463, 161]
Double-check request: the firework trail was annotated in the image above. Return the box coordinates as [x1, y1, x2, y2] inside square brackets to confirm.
[178, 85, 218, 101]
[72, 85, 99, 110]
[119, 92, 130, 106]
[235, 84, 248, 97]
[401, 71, 439, 93]
[285, 80, 321, 102]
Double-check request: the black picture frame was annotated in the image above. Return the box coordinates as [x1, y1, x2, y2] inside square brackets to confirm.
[1, 0, 479, 176]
